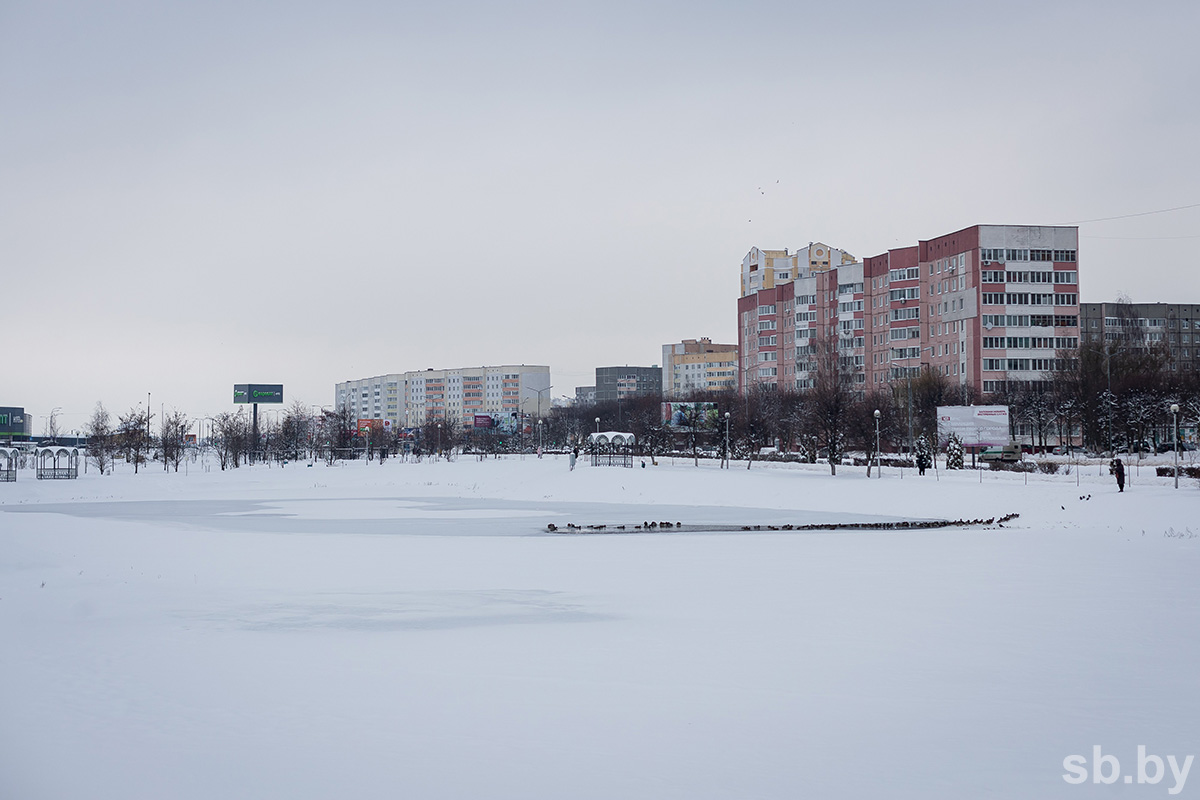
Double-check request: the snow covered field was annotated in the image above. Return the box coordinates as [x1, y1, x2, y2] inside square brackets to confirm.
[3, 455, 1198, 799]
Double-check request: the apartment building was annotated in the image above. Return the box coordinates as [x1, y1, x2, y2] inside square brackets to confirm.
[739, 225, 1081, 397]
[1080, 302, 1200, 373]
[334, 374, 406, 427]
[336, 365, 551, 428]
[595, 366, 662, 403]
[738, 243, 864, 392]
[662, 338, 739, 396]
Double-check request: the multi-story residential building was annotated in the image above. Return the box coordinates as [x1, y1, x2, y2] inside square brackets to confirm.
[662, 338, 739, 396]
[1080, 302, 1200, 373]
[335, 374, 406, 427]
[740, 242, 858, 297]
[574, 386, 596, 405]
[336, 365, 551, 428]
[740, 225, 1082, 398]
[738, 243, 863, 392]
[595, 366, 662, 403]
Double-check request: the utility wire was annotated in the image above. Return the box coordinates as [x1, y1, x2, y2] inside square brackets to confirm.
[1063, 202, 1200, 224]
[1082, 234, 1200, 240]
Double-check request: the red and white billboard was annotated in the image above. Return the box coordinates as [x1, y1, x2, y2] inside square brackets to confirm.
[936, 405, 1010, 447]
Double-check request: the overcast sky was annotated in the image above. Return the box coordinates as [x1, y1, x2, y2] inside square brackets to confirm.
[4, 0, 1198, 433]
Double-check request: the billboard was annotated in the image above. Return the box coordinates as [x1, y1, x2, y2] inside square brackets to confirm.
[234, 384, 284, 404]
[662, 401, 720, 428]
[474, 415, 495, 429]
[0, 407, 29, 436]
[936, 405, 1011, 447]
[356, 419, 391, 434]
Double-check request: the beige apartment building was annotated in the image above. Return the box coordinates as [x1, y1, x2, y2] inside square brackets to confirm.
[662, 338, 739, 396]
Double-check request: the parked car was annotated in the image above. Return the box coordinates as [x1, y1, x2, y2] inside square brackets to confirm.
[980, 444, 1021, 463]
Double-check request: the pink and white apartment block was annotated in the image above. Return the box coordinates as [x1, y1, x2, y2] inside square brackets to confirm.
[738, 225, 1080, 397]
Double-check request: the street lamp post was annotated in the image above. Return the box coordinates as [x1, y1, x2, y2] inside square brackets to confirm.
[530, 385, 553, 427]
[537, 419, 543, 458]
[874, 409, 881, 478]
[1171, 402, 1180, 489]
[724, 411, 730, 469]
[437, 422, 442, 459]
[595, 417, 600, 435]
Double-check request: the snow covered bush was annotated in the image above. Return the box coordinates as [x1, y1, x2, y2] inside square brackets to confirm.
[945, 433, 964, 470]
[914, 435, 932, 472]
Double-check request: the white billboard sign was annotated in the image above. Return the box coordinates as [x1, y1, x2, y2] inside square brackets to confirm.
[936, 405, 1010, 447]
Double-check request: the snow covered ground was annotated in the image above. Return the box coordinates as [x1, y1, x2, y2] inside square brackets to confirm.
[2, 455, 1198, 799]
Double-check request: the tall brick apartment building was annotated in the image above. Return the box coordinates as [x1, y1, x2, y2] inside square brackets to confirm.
[738, 225, 1081, 397]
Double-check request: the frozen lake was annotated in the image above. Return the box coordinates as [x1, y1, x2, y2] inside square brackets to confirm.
[2, 456, 1198, 798]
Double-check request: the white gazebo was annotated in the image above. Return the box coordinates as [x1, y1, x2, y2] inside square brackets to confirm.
[587, 431, 637, 467]
[0, 446, 17, 482]
[36, 445, 80, 480]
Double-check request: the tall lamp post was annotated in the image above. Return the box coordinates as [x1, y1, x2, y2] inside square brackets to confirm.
[1171, 402, 1180, 489]
[537, 419, 544, 458]
[874, 409, 881, 478]
[724, 411, 730, 469]
[530, 385, 553, 427]
[437, 422, 442, 459]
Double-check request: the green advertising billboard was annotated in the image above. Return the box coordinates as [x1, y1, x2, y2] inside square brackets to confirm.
[233, 384, 284, 404]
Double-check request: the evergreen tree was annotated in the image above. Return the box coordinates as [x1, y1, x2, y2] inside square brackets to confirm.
[945, 432, 964, 469]
[915, 434, 932, 474]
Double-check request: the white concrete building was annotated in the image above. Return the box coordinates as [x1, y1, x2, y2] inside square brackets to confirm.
[336, 365, 551, 428]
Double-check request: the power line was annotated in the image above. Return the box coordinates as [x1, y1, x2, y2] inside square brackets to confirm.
[1082, 234, 1200, 240]
[1063, 201, 1200, 224]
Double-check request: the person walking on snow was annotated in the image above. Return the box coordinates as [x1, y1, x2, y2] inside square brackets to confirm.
[569, 446, 578, 471]
[1113, 457, 1125, 492]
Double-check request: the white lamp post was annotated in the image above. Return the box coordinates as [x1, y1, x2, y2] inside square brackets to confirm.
[874, 409, 881, 478]
[537, 419, 543, 458]
[1171, 403, 1180, 489]
[437, 422, 442, 459]
[724, 411, 731, 469]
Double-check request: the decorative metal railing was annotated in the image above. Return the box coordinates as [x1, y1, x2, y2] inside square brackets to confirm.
[36, 466, 78, 480]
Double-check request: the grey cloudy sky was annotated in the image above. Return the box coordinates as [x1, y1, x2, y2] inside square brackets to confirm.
[3, 0, 1198, 433]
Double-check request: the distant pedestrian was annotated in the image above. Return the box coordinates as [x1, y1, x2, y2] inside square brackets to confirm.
[569, 446, 578, 471]
[1113, 458, 1125, 492]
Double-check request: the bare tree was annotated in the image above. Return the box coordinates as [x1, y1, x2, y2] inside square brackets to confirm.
[278, 401, 313, 462]
[85, 402, 115, 475]
[811, 336, 854, 475]
[118, 407, 152, 474]
[847, 390, 897, 477]
[213, 410, 249, 470]
[160, 409, 191, 472]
